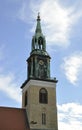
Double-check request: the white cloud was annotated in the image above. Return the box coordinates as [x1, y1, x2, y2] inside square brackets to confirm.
[17, 1, 33, 24]
[0, 45, 21, 103]
[58, 103, 82, 130]
[18, 0, 82, 47]
[0, 73, 21, 103]
[17, 2, 29, 23]
[61, 52, 82, 85]
[36, 0, 72, 46]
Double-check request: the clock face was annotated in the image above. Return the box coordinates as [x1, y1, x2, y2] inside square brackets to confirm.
[39, 60, 44, 65]
[38, 59, 47, 79]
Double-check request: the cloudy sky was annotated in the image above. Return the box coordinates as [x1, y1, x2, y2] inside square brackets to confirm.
[0, 0, 82, 129]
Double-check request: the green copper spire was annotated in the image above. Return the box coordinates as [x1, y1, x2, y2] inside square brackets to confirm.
[27, 14, 52, 80]
[31, 13, 47, 52]
[35, 12, 42, 33]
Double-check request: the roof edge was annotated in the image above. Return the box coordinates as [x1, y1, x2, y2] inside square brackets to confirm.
[21, 77, 58, 89]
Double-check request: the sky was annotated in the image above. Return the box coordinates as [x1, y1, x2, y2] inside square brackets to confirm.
[0, 0, 82, 129]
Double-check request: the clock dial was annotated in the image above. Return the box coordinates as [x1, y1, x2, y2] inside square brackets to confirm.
[39, 60, 44, 65]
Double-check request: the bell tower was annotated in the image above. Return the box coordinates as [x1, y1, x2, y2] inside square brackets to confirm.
[27, 13, 50, 80]
[21, 13, 58, 130]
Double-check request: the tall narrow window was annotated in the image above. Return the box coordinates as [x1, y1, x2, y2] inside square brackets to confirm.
[39, 88, 48, 104]
[38, 37, 43, 50]
[25, 91, 28, 106]
[42, 113, 46, 125]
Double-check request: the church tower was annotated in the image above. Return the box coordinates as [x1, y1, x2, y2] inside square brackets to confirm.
[21, 13, 58, 130]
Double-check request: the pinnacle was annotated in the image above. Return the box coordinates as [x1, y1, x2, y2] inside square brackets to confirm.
[36, 12, 42, 33]
[37, 12, 40, 21]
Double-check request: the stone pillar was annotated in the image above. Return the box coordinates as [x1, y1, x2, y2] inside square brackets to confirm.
[47, 59, 50, 78]
[30, 57, 33, 77]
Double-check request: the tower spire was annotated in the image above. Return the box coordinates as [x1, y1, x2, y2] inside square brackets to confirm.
[27, 14, 52, 79]
[35, 13, 42, 33]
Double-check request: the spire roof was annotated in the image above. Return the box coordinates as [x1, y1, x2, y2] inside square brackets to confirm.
[35, 13, 42, 33]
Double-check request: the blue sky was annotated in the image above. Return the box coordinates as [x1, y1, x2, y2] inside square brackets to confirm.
[0, 0, 82, 129]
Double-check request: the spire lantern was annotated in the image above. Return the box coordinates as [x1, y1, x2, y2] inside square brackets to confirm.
[31, 13, 47, 53]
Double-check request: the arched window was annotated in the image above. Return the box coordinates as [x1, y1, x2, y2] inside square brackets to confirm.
[39, 88, 48, 104]
[38, 37, 43, 50]
[24, 91, 28, 106]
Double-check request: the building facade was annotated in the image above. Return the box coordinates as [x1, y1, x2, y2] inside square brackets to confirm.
[21, 14, 58, 130]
